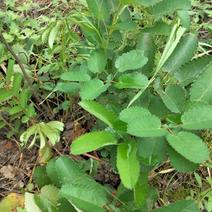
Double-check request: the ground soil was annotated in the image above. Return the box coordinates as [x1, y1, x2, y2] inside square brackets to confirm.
[0, 139, 37, 199]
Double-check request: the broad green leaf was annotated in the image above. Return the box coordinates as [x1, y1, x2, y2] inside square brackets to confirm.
[148, 95, 169, 118]
[181, 104, 212, 130]
[178, 10, 190, 29]
[154, 200, 199, 212]
[190, 62, 212, 104]
[162, 33, 198, 73]
[60, 183, 107, 212]
[117, 143, 140, 189]
[159, 85, 186, 113]
[46, 159, 60, 187]
[48, 21, 62, 49]
[56, 82, 79, 93]
[87, 49, 107, 73]
[33, 166, 51, 188]
[136, 0, 163, 7]
[79, 100, 126, 130]
[80, 79, 109, 100]
[167, 132, 209, 164]
[115, 50, 148, 72]
[40, 185, 59, 205]
[54, 157, 108, 195]
[86, 0, 110, 22]
[45, 157, 109, 211]
[150, 0, 191, 16]
[120, 107, 167, 137]
[71, 131, 117, 155]
[174, 55, 211, 86]
[167, 145, 198, 172]
[137, 33, 156, 76]
[138, 137, 167, 164]
[60, 70, 90, 82]
[134, 173, 148, 207]
[115, 72, 148, 89]
[57, 198, 77, 212]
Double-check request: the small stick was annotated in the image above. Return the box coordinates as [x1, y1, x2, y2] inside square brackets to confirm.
[0, 32, 52, 120]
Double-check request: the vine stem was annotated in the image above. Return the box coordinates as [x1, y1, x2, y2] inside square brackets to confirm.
[0, 32, 52, 120]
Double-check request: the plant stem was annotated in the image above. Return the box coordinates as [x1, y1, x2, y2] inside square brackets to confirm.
[0, 32, 53, 120]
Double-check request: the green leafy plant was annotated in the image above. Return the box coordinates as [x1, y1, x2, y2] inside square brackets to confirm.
[54, 0, 212, 210]
[20, 121, 64, 149]
[0, 0, 211, 211]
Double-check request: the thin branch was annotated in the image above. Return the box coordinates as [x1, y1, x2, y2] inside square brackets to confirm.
[0, 32, 53, 120]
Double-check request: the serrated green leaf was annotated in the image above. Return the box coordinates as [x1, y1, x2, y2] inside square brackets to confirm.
[115, 72, 148, 89]
[80, 79, 109, 100]
[79, 100, 126, 131]
[174, 55, 211, 86]
[154, 200, 199, 212]
[137, 33, 156, 76]
[162, 33, 198, 73]
[115, 50, 148, 72]
[159, 85, 186, 113]
[87, 49, 107, 73]
[71, 131, 117, 155]
[46, 157, 109, 211]
[167, 132, 209, 164]
[138, 137, 167, 164]
[149, 95, 169, 118]
[56, 82, 79, 93]
[190, 62, 212, 104]
[167, 145, 198, 172]
[57, 198, 77, 212]
[181, 104, 212, 130]
[150, 0, 191, 16]
[120, 107, 167, 137]
[60, 70, 90, 82]
[60, 183, 106, 212]
[117, 143, 140, 189]
[86, 0, 110, 22]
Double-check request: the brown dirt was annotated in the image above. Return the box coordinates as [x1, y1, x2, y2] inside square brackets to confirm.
[0, 139, 37, 199]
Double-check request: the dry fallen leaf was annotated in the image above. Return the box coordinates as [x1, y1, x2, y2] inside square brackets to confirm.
[0, 165, 17, 179]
